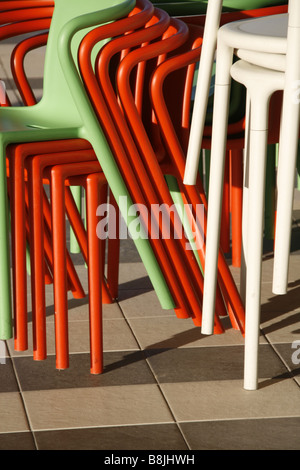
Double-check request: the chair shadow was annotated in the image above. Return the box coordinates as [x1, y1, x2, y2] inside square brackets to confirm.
[261, 282, 300, 336]
[103, 324, 210, 374]
[258, 368, 300, 390]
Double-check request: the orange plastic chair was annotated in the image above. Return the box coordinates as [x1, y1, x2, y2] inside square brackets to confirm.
[94, 15, 236, 329]
[103, 4, 287, 332]
[5, 16, 110, 361]
[78, 6, 226, 331]
[3, 19, 95, 357]
[44, 159, 107, 373]
[0, 1, 54, 11]
[95, 4, 287, 333]
[8, 29, 94, 358]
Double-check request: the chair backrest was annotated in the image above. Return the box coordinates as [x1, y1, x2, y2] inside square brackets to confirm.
[11, 33, 49, 106]
[0, 10, 52, 106]
[0, 1, 54, 11]
[78, 3, 171, 187]
[0, 8, 52, 37]
[38, 0, 136, 123]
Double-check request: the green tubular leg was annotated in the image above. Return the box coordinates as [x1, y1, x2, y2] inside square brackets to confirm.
[165, 174, 202, 270]
[0, 144, 12, 339]
[70, 186, 82, 253]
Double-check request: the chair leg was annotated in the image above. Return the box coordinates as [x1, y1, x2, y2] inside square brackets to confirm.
[273, 85, 300, 294]
[86, 173, 105, 374]
[230, 149, 243, 268]
[220, 151, 230, 255]
[243, 126, 268, 390]
[64, 185, 113, 304]
[0, 145, 13, 340]
[106, 191, 120, 300]
[8, 148, 28, 350]
[240, 91, 251, 304]
[50, 167, 69, 370]
[230, 61, 284, 390]
[201, 44, 234, 334]
[69, 185, 82, 254]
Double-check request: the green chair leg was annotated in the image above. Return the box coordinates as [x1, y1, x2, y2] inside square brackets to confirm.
[0, 148, 12, 339]
[165, 174, 203, 270]
[70, 185, 82, 253]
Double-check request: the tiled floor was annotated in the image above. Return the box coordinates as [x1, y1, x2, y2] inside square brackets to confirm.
[0, 30, 300, 451]
[1, 221, 300, 450]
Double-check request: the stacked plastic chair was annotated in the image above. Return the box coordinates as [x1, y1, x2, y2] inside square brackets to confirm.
[1, 0, 290, 386]
[1, 3, 121, 373]
[3, 0, 210, 373]
[0, 0, 145, 374]
[77, 2, 248, 334]
[185, 0, 297, 390]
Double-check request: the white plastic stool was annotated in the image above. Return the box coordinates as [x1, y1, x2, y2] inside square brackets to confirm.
[188, 0, 300, 390]
[230, 61, 285, 390]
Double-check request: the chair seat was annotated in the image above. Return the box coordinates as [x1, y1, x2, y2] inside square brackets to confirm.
[236, 48, 286, 72]
[220, 13, 288, 53]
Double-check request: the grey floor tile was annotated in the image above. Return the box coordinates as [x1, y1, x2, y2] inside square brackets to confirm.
[13, 351, 156, 391]
[118, 263, 153, 291]
[118, 239, 142, 264]
[161, 378, 300, 422]
[0, 432, 36, 450]
[261, 287, 300, 317]
[272, 343, 300, 384]
[261, 309, 300, 343]
[35, 423, 188, 450]
[23, 384, 175, 430]
[127, 316, 247, 350]
[145, 344, 289, 383]
[0, 358, 20, 393]
[0, 393, 31, 433]
[180, 417, 300, 450]
[118, 289, 174, 319]
[7, 316, 140, 358]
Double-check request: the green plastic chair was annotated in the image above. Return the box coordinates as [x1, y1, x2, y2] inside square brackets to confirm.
[0, 0, 176, 341]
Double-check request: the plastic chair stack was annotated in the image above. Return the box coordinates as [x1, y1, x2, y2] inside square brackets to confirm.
[1, 2, 123, 373]
[0, 0, 192, 372]
[1, 0, 244, 373]
[1, 0, 293, 389]
[0, 0, 144, 374]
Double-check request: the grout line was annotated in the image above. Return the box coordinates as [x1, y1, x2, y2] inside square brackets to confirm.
[117, 298, 191, 450]
[7, 341, 39, 450]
